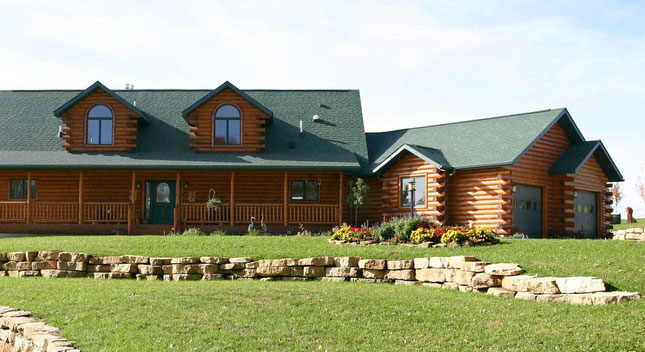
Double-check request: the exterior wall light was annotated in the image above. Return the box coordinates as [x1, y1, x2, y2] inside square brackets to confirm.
[512, 185, 517, 193]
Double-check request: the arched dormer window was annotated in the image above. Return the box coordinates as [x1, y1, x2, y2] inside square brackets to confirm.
[214, 104, 241, 145]
[87, 104, 113, 145]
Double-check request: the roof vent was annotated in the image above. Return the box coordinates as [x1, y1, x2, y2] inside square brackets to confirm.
[312, 114, 320, 123]
[125, 83, 135, 90]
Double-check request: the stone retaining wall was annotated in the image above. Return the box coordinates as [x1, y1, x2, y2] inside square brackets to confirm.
[611, 228, 645, 241]
[0, 306, 78, 352]
[0, 251, 640, 305]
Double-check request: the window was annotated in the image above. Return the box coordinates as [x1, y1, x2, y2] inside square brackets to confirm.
[291, 180, 318, 201]
[401, 176, 426, 208]
[87, 105, 113, 145]
[214, 104, 241, 145]
[156, 183, 170, 203]
[10, 179, 37, 199]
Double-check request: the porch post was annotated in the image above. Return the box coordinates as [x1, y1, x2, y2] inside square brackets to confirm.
[230, 172, 235, 226]
[78, 171, 83, 224]
[174, 171, 180, 229]
[128, 171, 135, 234]
[338, 171, 343, 226]
[283, 172, 288, 226]
[26, 171, 32, 224]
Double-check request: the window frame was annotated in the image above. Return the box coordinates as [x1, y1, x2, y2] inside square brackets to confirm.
[9, 179, 37, 200]
[213, 104, 242, 146]
[400, 175, 426, 208]
[86, 104, 114, 146]
[290, 180, 319, 201]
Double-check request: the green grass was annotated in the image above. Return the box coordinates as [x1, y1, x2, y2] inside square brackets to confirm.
[612, 218, 645, 230]
[1, 237, 644, 351]
[1, 236, 644, 291]
[0, 278, 643, 351]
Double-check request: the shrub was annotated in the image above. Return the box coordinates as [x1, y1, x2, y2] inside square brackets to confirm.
[441, 228, 469, 244]
[373, 221, 396, 241]
[247, 229, 265, 236]
[393, 216, 426, 242]
[181, 227, 207, 236]
[331, 224, 373, 242]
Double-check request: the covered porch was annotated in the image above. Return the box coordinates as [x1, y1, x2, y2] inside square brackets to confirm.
[0, 170, 344, 234]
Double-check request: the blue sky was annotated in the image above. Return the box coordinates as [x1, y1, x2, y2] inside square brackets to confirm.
[1, 0, 644, 215]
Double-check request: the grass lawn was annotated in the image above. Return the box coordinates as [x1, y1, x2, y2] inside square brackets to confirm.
[612, 218, 645, 230]
[1, 237, 644, 351]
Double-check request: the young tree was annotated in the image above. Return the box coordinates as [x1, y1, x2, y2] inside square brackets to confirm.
[346, 178, 369, 226]
[611, 183, 623, 210]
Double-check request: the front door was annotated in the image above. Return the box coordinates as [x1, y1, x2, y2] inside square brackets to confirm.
[513, 184, 543, 238]
[147, 180, 176, 225]
[574, 190, 597, 238]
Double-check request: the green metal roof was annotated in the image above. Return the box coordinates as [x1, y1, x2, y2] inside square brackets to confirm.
[181, 81, 274, 119]
[549, 141, 623, 182]
[53, 81, 150, 123]
[367, 108, 588, 173]
[0, 87, 368, 172]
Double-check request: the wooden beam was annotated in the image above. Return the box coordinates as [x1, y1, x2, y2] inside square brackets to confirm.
[78, 171, 83, 224]
[283, 172, 288, 226]
[230, 172, 235, 225]
[338, 171, 343, 226]
[174, 171, 180, 229]
[128, 171, 135, 234]
[26, 171, 32, 224]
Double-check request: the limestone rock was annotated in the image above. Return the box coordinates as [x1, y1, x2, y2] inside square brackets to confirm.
[501, 275, 534, 292]
[487, 287, 516, 297]
[57, 261, 86, 272]
[455, 270, 475, 286]
[303, 266, 326, 277]
[460, 261, 489, 273]
[136, 274, 161, 281]
[229, 257, 253, 263]
[6, 252, 26, 262]
[484, 263, 523, 276]
[119, 255, 149, 264]
[471, 273, 502, 289]
[429, 257, 450, 268]
[515, 292, 537, 301]
[199, 264, 219, 274]
[24, 251, 38, 262]
[40, 270, 85, 278]
[110, 264, 138, 274]
[442, 282, 459, 290]
[219, 263, 244, 270]
[91, 273, 111, 279]
[4, 262, 31, 271]
[447, 256, 477, 269]
[395, 280, 420, 286]
[256, 266, 290, 277]
[458, 285, 474, 292]
[415, 268, 446, 283]
[16, 271, 40, 277]
[334, 256, 360, 267]
[1, 316, 39, 331]
[165, 264, 201, 275]
[527, 277, 560, 294]
[413, 257, 430, 269]
[245, 261, 260, 269]
[229, 269, 258, 279]
[589, 291, 641, 305]
[58, 252, 88, 263]
[318, 277, 347, 282]
[170, 257, 200, 264]
[535, 294, 570, 303]
[290, 267, 304, 277]
[87, 264, 111, 272]
[298, 257, 335, 266]
[0, 252, 7, 263]
[200, 257, 229, 264]
[326, 267, 361, 278]
[31, 261, 57, 270]
[358, 259, 386, 270]
[612, 234, 626, 240]
[258, 258, 298, 267]
[109, 272, 133, 279]
[202, 274, 226, 280]
[166, 274, 202, 281]
[555, 277, 605, 294]
[149, 257, 173, 266]
[137, 265, 163, 275]
[89, 256, 121, 265]
[362, 269, 385, 279]
[387, 260, 413, 270]
[422, 282, 443, 288]
[384, 269, 415, 281]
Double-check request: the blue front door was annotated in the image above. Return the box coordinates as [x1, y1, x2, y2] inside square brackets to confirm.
[147, 180, 176, 225]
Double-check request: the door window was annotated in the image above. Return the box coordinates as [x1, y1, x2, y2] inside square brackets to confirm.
[156, 183, 171, 203]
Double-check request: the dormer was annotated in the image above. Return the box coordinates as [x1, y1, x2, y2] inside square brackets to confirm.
[53, 81, 149, 153]
[182, 81, 273, 153]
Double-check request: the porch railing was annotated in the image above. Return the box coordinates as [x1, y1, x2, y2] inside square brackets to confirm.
[234, 203, 284, 224]
[288, 204, 338, 224]
[181, 203, 230, 224]
[31, 202, 78, 223]
[82, 202, 129, 223]
[0, 201, 27, 222]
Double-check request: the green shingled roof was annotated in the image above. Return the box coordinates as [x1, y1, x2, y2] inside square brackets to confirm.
[549, 141, 623, 181]
[367, 108, 584, 173]
[0, 88, 368, 172]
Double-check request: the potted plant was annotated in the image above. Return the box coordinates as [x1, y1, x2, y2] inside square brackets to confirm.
[206, 197, 223, 211]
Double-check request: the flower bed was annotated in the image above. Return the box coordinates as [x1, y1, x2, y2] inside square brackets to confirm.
[330, 217, 499, 247]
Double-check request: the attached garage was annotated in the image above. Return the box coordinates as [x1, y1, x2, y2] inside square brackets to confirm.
[574, 190, 598, 238]
[513, 184, 543, 238]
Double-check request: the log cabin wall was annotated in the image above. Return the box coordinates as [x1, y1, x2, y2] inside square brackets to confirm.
[186, 88, 270, 153]
[503, 122, 572, 236]
[342, 176, 383, 226]
[59, 88, 141, 153]
[444, 168, 509, 232]
[568, 155, 611, 234]
[381, 154, 445, 221]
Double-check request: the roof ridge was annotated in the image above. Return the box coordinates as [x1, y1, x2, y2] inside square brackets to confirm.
[3, 88, 359, 93]
[366, 108, 565, 135]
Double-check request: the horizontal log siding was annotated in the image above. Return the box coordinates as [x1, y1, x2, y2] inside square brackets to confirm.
[342, 176, 383, 226]
[445, 168, 509, 231]
[382, 154, 445, 221]
[186, 88, 269, 153]
[60, 88, 141, 152]
[503, 122, 572, 236]
[569, 155, 611, 234]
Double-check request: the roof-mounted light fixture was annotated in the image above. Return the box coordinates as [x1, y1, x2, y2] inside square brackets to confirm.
[312, 114, 320, 123]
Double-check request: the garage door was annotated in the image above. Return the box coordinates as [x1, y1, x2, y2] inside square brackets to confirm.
[574, 190, 597, 239]
[513, 184, 543, 238]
